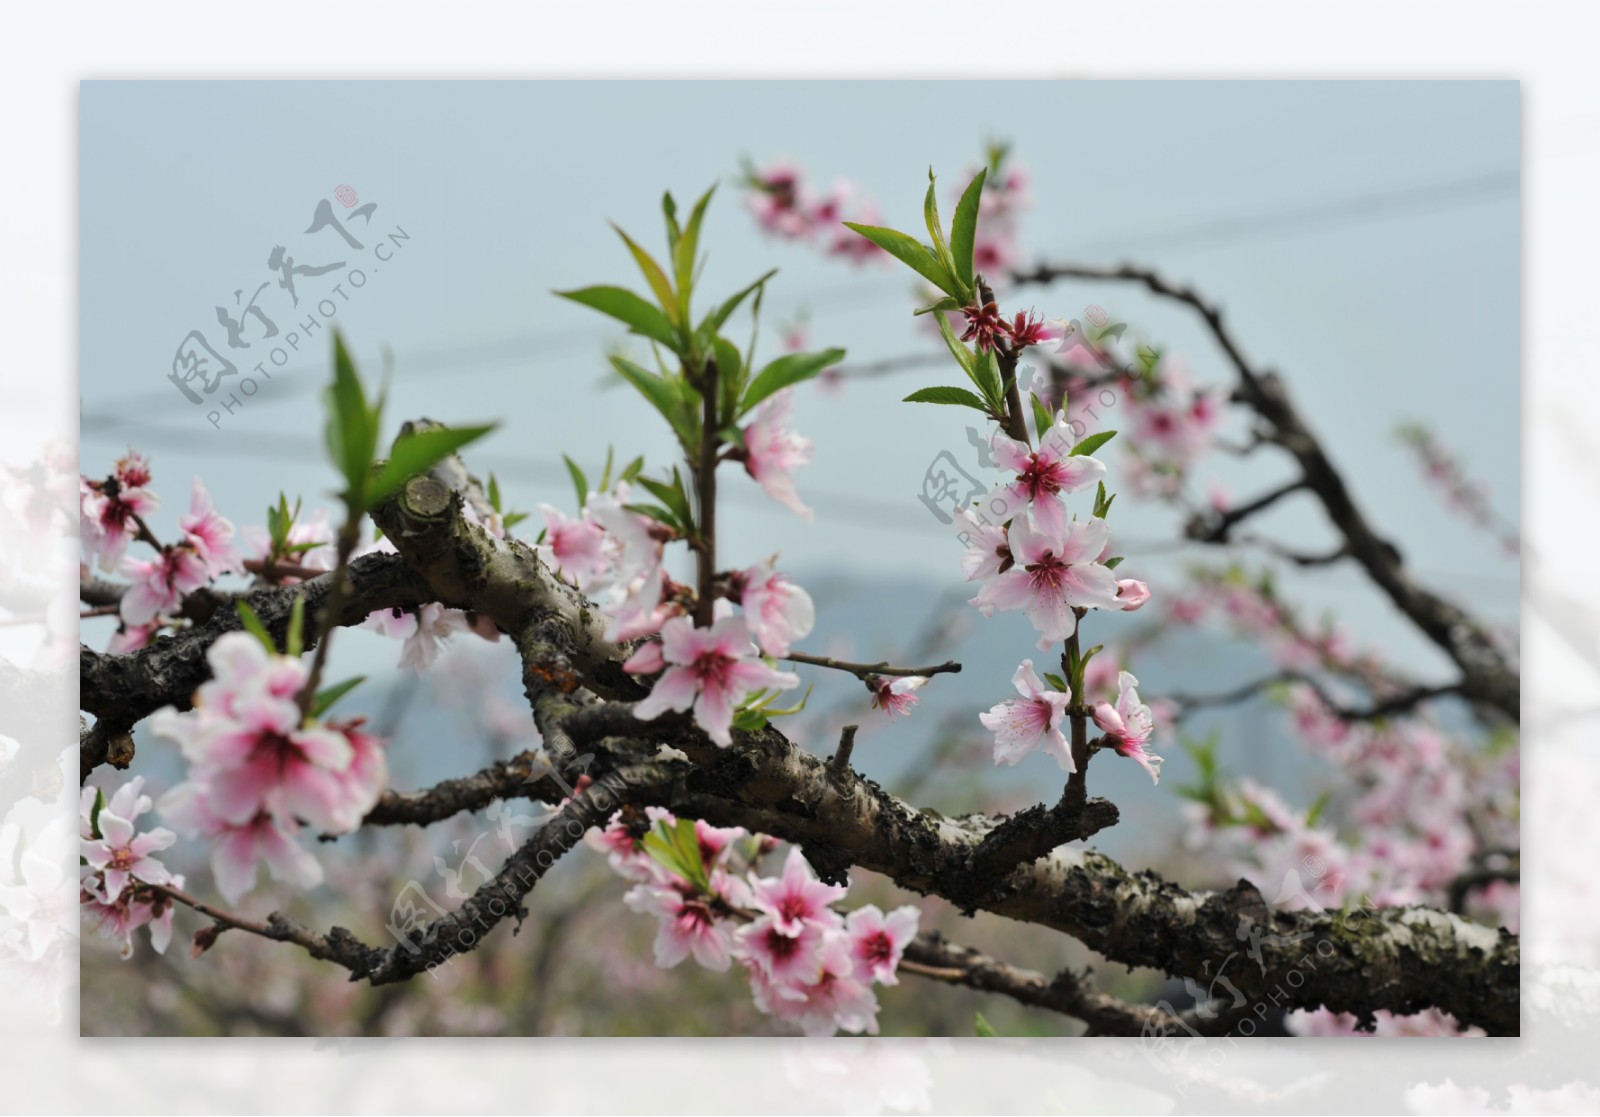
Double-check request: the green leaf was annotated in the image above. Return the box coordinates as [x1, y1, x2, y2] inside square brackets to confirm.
[325, 332, 379, 504]
[624, 502, 682, 531]
[903, 385, 990, 411]
[731, 707, 770, 732]
[619, 455, 646, 484]
[487, 473, 503, 514]
[1044, 672, 1069, 692]
[974, 1012, 1000, 1037]
[913, 295, 961, 317]
[286, 594, 306, 658]
[661, 191, 681, 250]
[700, 268, 777, 337]
[88, 786, 107, 840]
[933, 304, 977, 377]
[949, 168, 987, 294]
[608, 356, 695, 445]
[740, 348, 845, 417]
[1030, 393, 1055, 441]
[712, 334, 745, 430]
[637, 471, 693, 529]
[555, 285, 680, 350]
[642, 818, 711, 894]
[311, 676, 365, 719]
[972, 348, 1005, 414]
[370, 423, 499, 502]
[674, 184, 716, 325]
[612, 224, 679, 325]
[562, 454, 590, 509]
[923, 170, 957, 287]
[841, 222, 958, 296]
[1104, 555, 1125, 570]
[235, 601, 276, 654]
[1071, 430, 1117, 457]
[1306, 790, 1333, 828]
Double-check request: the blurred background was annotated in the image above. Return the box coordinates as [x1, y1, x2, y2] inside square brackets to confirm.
[76, 80, 1519, 1036]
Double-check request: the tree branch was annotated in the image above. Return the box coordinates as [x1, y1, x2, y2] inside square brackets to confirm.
[783, 652, 962, 679]
[1014, 260, 1519, 722]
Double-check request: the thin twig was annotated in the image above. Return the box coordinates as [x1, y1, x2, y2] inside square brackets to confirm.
[784, 652, 961, 679]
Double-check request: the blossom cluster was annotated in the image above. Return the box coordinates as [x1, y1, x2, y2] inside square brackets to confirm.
[951, 392, 1161, 779]
[78, 777, 181, 958]
[143, 632, 388, 903]
[1168, 567, 1518, 1034]
[743, 160, 887, 264]
[536, 396, 821, 746]
[1396, 420, 1520, 557]
[80, 453, 243, 651]
[1034, 348, 1223, 500]
[591, 809, 918, 1037]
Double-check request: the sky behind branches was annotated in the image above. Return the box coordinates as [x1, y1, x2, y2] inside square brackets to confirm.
[79, 80, 1519, 795]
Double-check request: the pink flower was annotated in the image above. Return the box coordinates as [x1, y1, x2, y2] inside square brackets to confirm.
[179, 477, 239, 576]
[1082, 652, 1122, 702]
[1115, 579, 1151, 611]
[745, 160, 813, 238]
[603, 566, 683, 643]
[81, 801, 176, 901]
[971, 515, 1121, 644]
[622, 639, 666, 676]
[740, 390, 815, 521]
[749, 847, 846, 936]
[148, 632, 388, 837]
[631, 616, 799, 747]
[585, 811, 662, 883]
[747, 929, 881, 1037]
[971, 232, 1017, 280]
[868, 675, 928, 719]
[959, 299, 1007, 354]
[693, 819, 748, 869]
[1004, 310, 1064, 352]
[1093, 671, 1162, 784]
[588, 482, 664, 583]
[624, 871, 747, 973]
[536, 503, 609, 590]
[363, 605, 417, 641]
[80, 451, 159, 572]
[118, 545, 210, 626]
[79, 874, 180, 959]
[979, 660, 1074, 771]
[989, 420, 1106, 539]
[827, 198, 886, 264]
[739, 560, 815, 658]
[158, 781, 325, 903]
[845, 904, 919, 985]
[954, 507, 1013, 582]
[397, 604, 469, 672]
[107, 620, 161, 654]
[737, 913, 831, 987]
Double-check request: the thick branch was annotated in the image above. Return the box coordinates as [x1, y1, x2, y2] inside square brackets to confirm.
[79, 552, 429, 728]
[903, 931, 1234, 1037]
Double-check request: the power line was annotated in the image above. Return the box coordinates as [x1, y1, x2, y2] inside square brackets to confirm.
[1066, 170, 1516, 258]
[82, 168, 1516, 424]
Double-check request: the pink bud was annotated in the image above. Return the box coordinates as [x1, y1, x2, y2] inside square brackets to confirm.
[1115, 579, 1151, 612]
